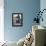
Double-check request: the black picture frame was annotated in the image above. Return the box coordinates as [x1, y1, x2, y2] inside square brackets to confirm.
[12, 13, 23, 27]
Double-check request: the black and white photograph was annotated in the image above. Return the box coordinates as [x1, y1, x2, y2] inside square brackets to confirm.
[12, 13, 23, 27]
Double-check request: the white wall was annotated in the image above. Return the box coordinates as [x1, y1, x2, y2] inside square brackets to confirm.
[0, 0, 4, 42]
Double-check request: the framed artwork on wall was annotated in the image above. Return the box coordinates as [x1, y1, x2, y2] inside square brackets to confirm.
[12, 13, 23, 27]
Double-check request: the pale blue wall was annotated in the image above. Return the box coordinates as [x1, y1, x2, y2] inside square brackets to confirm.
[40, 0, 46, 44]
[40, 0, 46, 27]
[4, 0, 40, 42]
